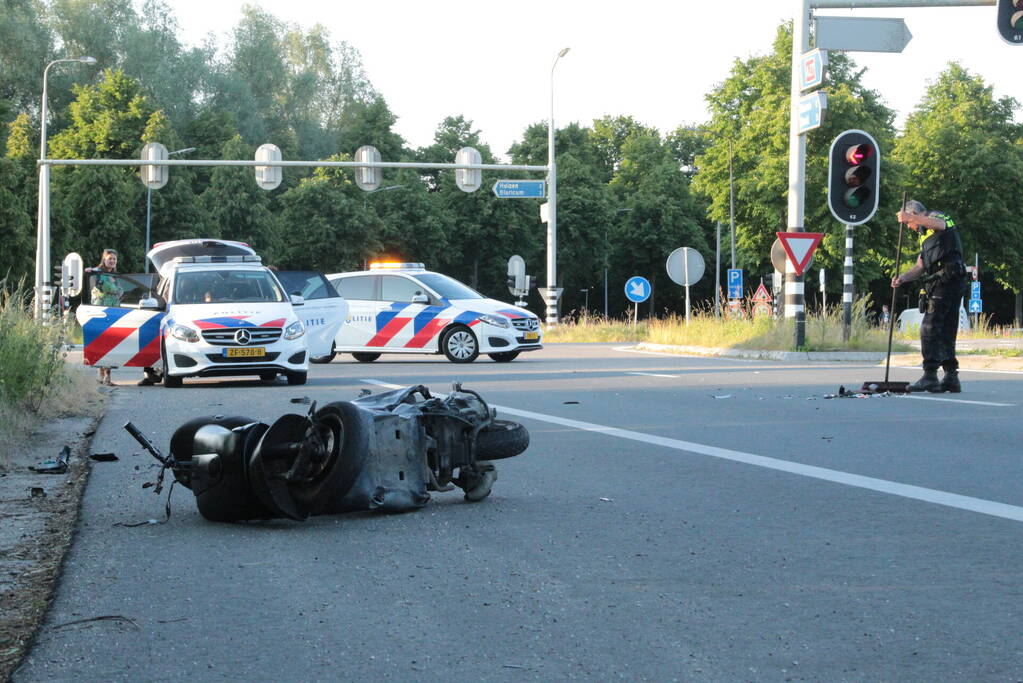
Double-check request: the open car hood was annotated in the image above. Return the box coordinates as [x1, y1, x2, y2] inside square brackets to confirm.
[148, 239, 256, 276]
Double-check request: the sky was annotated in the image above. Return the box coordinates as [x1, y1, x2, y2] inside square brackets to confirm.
[172, 0, 1022, 160]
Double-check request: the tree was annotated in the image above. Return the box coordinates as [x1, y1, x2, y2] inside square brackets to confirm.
[892, 63, 1023, 295]
[0, 0, 52, 135]
[276, 161, 381, 272]
[692, 23, 898, 298]
[199, 135, 278, 259]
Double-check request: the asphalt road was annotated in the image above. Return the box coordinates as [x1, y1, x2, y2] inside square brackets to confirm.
[16, 345, 1023, 681]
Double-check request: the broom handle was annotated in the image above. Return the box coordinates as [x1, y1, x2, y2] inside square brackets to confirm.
[884, 192, 908, 384]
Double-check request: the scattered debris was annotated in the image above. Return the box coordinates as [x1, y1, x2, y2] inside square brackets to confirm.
[290, 396, 311, 404]
[49, 615, 140, 632]
[29, 487, 45, 498]
[29, 446, 70, 474]
[599, 497, 614, 503]
[712, 395, 732, 399]
[89, 452, 118, 462]
[563, 400, 579, 405]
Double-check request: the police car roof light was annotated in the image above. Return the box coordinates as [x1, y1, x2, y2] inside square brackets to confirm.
[369, 262, 425, 270]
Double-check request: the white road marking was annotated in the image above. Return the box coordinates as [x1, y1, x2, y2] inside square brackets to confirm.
[612, 346, 755, 362]
[891, 364, 1023, 376]
[625, 372, 678, 378]
[905, 395, 1014, 407]
[363, 379, 1023, 524]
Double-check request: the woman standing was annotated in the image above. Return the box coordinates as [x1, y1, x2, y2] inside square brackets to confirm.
[86, 248, 123, 385]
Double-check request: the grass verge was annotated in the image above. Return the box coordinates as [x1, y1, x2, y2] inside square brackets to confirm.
[547, 299, 910, 353]
[0, 282, 101, 470]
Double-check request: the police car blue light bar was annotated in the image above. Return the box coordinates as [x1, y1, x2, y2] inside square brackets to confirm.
[368, 262, 425, 270]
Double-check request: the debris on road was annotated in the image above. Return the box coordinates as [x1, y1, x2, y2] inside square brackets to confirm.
[28, 446, 70, 474]
[88, 452, 118, 462]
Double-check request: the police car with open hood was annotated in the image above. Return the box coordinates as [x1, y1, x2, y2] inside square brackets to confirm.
[76, 239, 347, 387]
[323, 262, 542, 363]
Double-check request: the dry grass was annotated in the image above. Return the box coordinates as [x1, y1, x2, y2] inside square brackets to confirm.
[546, 298, 911, 353]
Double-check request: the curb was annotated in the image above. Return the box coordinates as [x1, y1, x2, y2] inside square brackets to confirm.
[635, 343, 887, 363]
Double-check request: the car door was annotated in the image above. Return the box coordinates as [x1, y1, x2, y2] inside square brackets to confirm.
[330, 275, 379, 349]
[275, 271, 348, 358]
[76, 272, 164, 367]
[374, 275, 431, 348]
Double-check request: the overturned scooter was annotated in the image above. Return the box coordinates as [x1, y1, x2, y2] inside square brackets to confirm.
[124, 383, 528, 523]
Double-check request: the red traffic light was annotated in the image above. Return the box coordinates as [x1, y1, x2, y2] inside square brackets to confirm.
[844, 144, 873, 165]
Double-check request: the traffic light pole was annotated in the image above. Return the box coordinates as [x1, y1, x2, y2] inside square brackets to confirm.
[843, 224, 854, 341]
[786, 0, 811, 349]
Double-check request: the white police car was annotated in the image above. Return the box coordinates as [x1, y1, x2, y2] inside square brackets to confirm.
[76, 239, 347, 387]
[325, 263, 542, 363]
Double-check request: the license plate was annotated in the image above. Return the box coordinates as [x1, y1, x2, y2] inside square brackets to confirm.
[524, 331, 539, 341]
[225, 347, 265, 358]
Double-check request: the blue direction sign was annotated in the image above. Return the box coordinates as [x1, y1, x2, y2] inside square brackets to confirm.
[493, 180, 545, 198]
[970, 281, 981, 300]
[798, 91, 827, 134]
[624, 276, 651, 303]
[969, 298, 983, 313]
[727, 268, 743, 299]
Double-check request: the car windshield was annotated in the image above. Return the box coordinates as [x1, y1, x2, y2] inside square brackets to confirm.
[415, 273, 484, 300]
[174, 269, 285, 304]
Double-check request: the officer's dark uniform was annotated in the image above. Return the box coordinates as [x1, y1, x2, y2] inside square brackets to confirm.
[914, 211, 967, 392]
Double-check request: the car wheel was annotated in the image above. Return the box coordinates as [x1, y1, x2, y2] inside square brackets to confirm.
[441, 325, 479, 363]
[476, 419, 529, 460]
[161, 343, 183, 388]
[286, 371, 307, 385]
[351, 352, 380, 363]
[310, 343, 336, 364]
[488, 351, 520, 363]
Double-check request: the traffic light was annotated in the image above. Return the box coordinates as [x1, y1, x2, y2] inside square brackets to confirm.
[827, 129, 880, 226]
[53, 263, 68, 292]
[998, 0, 1023, 44]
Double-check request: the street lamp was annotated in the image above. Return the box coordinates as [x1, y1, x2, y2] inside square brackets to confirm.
[145, 146, 195, 272]
[35, 56, 97, 319]
[545, 46, 569, 326]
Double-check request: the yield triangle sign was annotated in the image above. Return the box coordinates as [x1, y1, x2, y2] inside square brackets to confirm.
[775, 232, 824, 277]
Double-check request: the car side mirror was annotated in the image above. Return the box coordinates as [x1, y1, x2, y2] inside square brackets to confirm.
[290, 293, 305, 306]
[139, 297, 164, 311]
[412, 292, 429, 304]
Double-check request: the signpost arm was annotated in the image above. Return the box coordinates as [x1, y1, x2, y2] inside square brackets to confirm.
[787, 0, 811, 348]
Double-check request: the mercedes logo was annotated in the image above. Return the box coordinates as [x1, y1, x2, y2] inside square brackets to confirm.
[234, 329, 252, 345]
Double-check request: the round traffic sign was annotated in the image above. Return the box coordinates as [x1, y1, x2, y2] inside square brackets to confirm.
[624, 276, 651, 303]
[666, 247, 705, 286]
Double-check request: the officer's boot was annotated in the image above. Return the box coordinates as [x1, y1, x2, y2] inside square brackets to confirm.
[907, 368, 941, 392]
[939, 369, 961, 393]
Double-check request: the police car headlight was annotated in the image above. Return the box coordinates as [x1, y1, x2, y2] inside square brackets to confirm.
[283, 321, 306, 340]
[170, 324, 199, 343]
[479, 314, 511, 329]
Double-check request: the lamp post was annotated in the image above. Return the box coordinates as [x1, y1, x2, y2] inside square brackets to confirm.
[144, 146, 195, 272]
[545, 46, 569, 326]
[35, 56, 97, 319]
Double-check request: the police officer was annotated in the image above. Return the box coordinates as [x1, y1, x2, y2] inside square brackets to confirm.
[890, 200, 968, 392]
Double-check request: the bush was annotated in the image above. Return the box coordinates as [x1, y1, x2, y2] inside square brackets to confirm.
[0, 282, 70, 412]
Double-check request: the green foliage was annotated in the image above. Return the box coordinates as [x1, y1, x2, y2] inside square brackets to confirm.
[200, 135, 277, 258]
[0, 280, 70, 413]
[892, 63, 1023, 291]
[692, 23, 898, 289]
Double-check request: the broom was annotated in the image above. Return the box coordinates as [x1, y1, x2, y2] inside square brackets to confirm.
[860, 192, 911, 394]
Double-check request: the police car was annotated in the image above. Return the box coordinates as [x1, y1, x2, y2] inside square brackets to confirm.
[324, 263, 542, 363]
[76, 239, 347, 387]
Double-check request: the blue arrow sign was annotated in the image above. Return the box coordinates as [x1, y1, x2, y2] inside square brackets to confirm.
[493, 180, 546, 198]
[798, 92, 827, 134]
[970, 281, 981, 300]
[624, 276, 651, 303]
[968, 299, 983, 313]
[727, 268, 743, 299]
